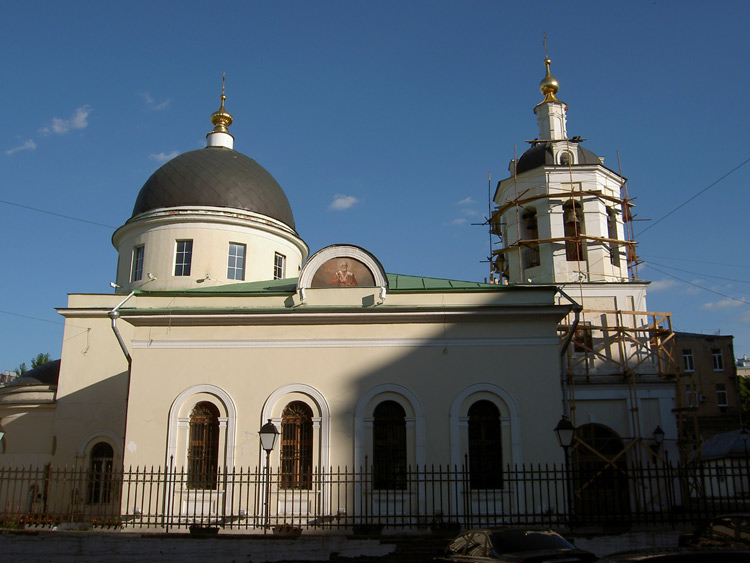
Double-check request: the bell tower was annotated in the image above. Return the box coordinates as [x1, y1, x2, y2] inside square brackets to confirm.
[489, 52, 684, 465]
[491, 57, 633, 285]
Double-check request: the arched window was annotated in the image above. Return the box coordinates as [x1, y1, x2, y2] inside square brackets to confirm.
[521, 208, 540, 268]
[373, 401, 407, 490]
[607, 207, 620, 267]
[187, 402, 220, 490]
[281, 401, 313, 489]
[87, 442, 114, 504]
[563, 200, 585, 261]
[468, 401, 503, 489]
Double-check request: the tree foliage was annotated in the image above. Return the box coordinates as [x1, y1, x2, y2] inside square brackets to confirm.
[14, 353, 51, 376]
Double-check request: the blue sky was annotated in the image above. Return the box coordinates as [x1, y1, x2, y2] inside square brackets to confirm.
[2, 1, 750, 371]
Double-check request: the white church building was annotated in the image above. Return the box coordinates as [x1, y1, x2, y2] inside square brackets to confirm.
[0, 57, 678, 529]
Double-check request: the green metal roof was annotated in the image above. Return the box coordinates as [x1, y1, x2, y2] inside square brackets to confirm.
[135, 274, 523, 297]
[386, 273, 500, 291]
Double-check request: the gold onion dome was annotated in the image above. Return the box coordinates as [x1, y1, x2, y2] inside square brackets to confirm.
[539, 57, 562, 103]
[210, 93, 233, 134]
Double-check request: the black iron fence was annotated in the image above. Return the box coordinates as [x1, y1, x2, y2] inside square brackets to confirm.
[1, 460, 749, 532]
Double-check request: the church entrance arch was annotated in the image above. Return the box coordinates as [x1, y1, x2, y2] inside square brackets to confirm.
[572, 423, 631, 520]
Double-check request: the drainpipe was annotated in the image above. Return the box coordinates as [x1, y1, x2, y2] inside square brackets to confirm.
[109, 291, 135, 368]
[557, 288, 583, 418]
[109, 291, 135, 462]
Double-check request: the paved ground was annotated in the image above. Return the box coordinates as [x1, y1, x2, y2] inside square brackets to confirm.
[0, 528, 685, 563]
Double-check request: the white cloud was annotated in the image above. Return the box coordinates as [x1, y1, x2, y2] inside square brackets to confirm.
[329, 194, 359, 211]
[5, 139, 36, 155]
[456, 197, 475, 206]
[701, 298, 748, 311]
[683, 284, 704, 295]
[141, 92, 171, 111]
[444, 218, 467, 226]
[40, 105, 93, 135]
[648, 279, 678, 292]
[149, 151, 179, 163]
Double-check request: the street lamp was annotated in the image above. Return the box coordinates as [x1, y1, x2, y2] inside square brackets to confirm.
[554, 416, 576, 450]
[650, 426, 665, 463]
[554, 416, 575, 523]
[652, 426, 665, 448]
[259, 419, 279, 531]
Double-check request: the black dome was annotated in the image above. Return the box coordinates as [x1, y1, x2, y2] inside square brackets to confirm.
[516, 142, 602, 175]
[7, 360, 60, 387]
[131, 147, 295, 228]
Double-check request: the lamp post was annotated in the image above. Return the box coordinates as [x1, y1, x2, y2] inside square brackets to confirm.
[554, 415, 576, 524]
[652, 425, 665, 463]
[259, 419, 279, 531]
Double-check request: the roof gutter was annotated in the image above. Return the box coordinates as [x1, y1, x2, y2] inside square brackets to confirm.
[556, 288, 583, 419]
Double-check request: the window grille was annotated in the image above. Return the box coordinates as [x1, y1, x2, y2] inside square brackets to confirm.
[281, 401, 313, 489]
[373, 401, 407, 490]
[87, 442, 114, 504]
[468, 401, 503, 489]
[187, 402, 219, 490]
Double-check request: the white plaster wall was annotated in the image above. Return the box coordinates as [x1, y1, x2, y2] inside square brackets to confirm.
[112, 208, 308, 292]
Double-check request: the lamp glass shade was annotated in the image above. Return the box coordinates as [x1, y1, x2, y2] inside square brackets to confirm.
[652, 426, 665, 445]
[259, 419, 279, 452]
[554, 416, 575, 448]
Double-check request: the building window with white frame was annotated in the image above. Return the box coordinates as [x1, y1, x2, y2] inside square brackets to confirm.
[274, 252, 286, 280]
[682, 349, 695, 372]
[712, 348, 724, 371]
[131, 245, 144, 282]
[174, 240, 193, 276]
[686, 389, 697, 408]
[716, 384, 728, 407]
[227, 243, 246, 281]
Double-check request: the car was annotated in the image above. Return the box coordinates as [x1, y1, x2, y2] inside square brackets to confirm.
[679, 513, 750, 549]
[595, 547, 750, 562]
[433, 528, 597, 562]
